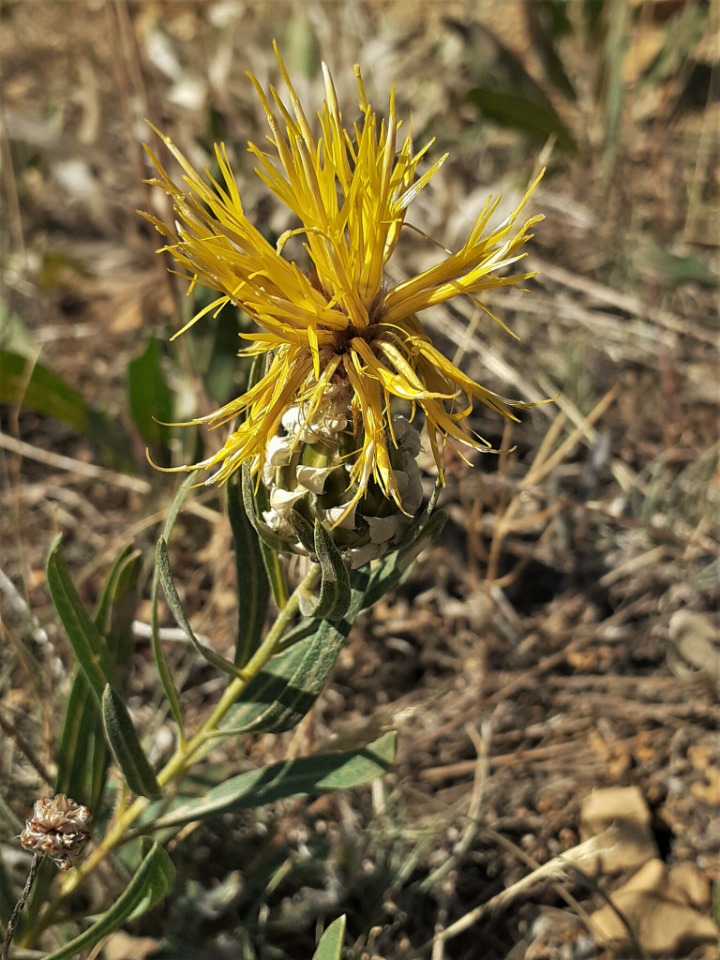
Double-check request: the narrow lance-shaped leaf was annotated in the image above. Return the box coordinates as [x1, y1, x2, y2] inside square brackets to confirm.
[291, 516, 337, 618]
[147, 731, 396, 831]
[99, 548, 143, 687]
[220, 566, 370, 735]
[312, 916, 347, 960]
[92, 544, 138, 653]
[56, 544, 140, 809]
[42, 839, 174, 960]
[150, 564, 185, 741]
[0, 350, 89, 431]
[466, 88, 576, 153]
[127, 335, 173, 455]
[290, 513, 351, 621]
[101, 686, 162, 800]
[54, 677, 107, 815]
[0, 349, 135, 470]
[48, 539, 159, 800]
[156, 537, 241, 678]
[312, 519, 351, 621]
[147, 471, 203, 741]
[242, 461, 289, 608]
[226, 475, 270, 667]
[46, 535, 120, 703]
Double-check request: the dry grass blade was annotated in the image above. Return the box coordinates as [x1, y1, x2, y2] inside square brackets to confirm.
[426, 829, 619, 948]
[0, 433, 151, 494]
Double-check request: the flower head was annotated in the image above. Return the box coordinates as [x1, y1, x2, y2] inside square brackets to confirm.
[142, 44, 542, 520]
[20, 794, 91, 871]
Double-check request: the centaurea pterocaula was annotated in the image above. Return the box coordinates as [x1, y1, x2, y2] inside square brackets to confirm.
[142, 43, 543, 564]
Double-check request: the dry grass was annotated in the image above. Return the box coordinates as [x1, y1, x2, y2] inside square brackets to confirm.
[1, 1, 718, 958]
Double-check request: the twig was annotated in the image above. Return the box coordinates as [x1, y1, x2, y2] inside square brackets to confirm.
[1, 854, 42, 960]
[421, 737, 596, 784]
[417, 723, 490, 892]
[425, 830, 616, 949]
[0, 432, 151, 494]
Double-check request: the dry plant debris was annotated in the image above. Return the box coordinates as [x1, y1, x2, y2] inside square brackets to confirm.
[1, 1, 718, 958]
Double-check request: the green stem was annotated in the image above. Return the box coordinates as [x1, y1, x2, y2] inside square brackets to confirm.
[29, 563, 319, 939]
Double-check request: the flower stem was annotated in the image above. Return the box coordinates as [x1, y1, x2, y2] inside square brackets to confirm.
[2, 853, 41, 960]
[49, 563, 319, 909]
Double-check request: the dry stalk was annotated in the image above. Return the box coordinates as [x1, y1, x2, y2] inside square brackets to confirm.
[426, 829, 617, 948]
[1, 854, 42, 960]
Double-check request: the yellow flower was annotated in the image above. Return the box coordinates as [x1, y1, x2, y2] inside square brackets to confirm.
[142, 43, 543, 516]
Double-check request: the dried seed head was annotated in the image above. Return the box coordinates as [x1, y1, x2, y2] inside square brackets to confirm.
[20, 794, 91, 871]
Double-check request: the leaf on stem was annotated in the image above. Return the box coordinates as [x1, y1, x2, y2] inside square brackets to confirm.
[226, 476, 270, 667]
[241, 461, 289, 608]
[156, 538, 241, 678]
[148, 731, 396, 831]
[291, 517, 351, 621]
[148, 473, 203, 740]
[42, 839, 174, 960]
[56, 544, 140, 810]
[46, 536, 120, 703]
[127, 335, 173, 458]
[220, 566, 370, 734]
[48, 538, 159, 799]
[312, 915, 347, 960]
[101, 686, 162, 799]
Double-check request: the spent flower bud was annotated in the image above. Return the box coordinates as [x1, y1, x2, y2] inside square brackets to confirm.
[20, 794, 91, 871]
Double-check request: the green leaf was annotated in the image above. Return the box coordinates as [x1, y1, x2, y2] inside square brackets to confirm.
[42, 839, 174, 960]
[0, 301, 35, 356]
[220, 566, 370, 734]
[56, 544, 141, 810]
[150, 569, 185, 740]
[156, 537, 241, 678]
[226, 476, 270, 667]
[55, 675, 107, 814]
[260, 539, 289, 610]
[161, 470, 198, 541]
[292, 518, 351, 621]
[600, 0, 630, 175]
[0, 349, 136, 470]
[127, 335, 173, 453]
[242, 461, 289, 608]
[95, 545, 142, 688]
[0, 349, 89, 431]
[312, 916, 347, 960]
[149, 731, 396, 831]
[641, 3, 706, 85]
[526, 1, 576, 100]
[102, 685, 162, 799]
[289, 509, 316, 555]
[466, 87, 576, 153]
[46, 535, 120, 703]
[148, 472, 205, 742]
[92, 544, 137, 644]
[312, 521, 351, 620]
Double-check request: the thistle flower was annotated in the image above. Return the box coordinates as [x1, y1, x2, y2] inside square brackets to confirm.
[20, 794, 91, 871]
[142, 44, 542, 548]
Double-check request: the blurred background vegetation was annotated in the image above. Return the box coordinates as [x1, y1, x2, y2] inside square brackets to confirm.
[1, 1, 718, 958]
